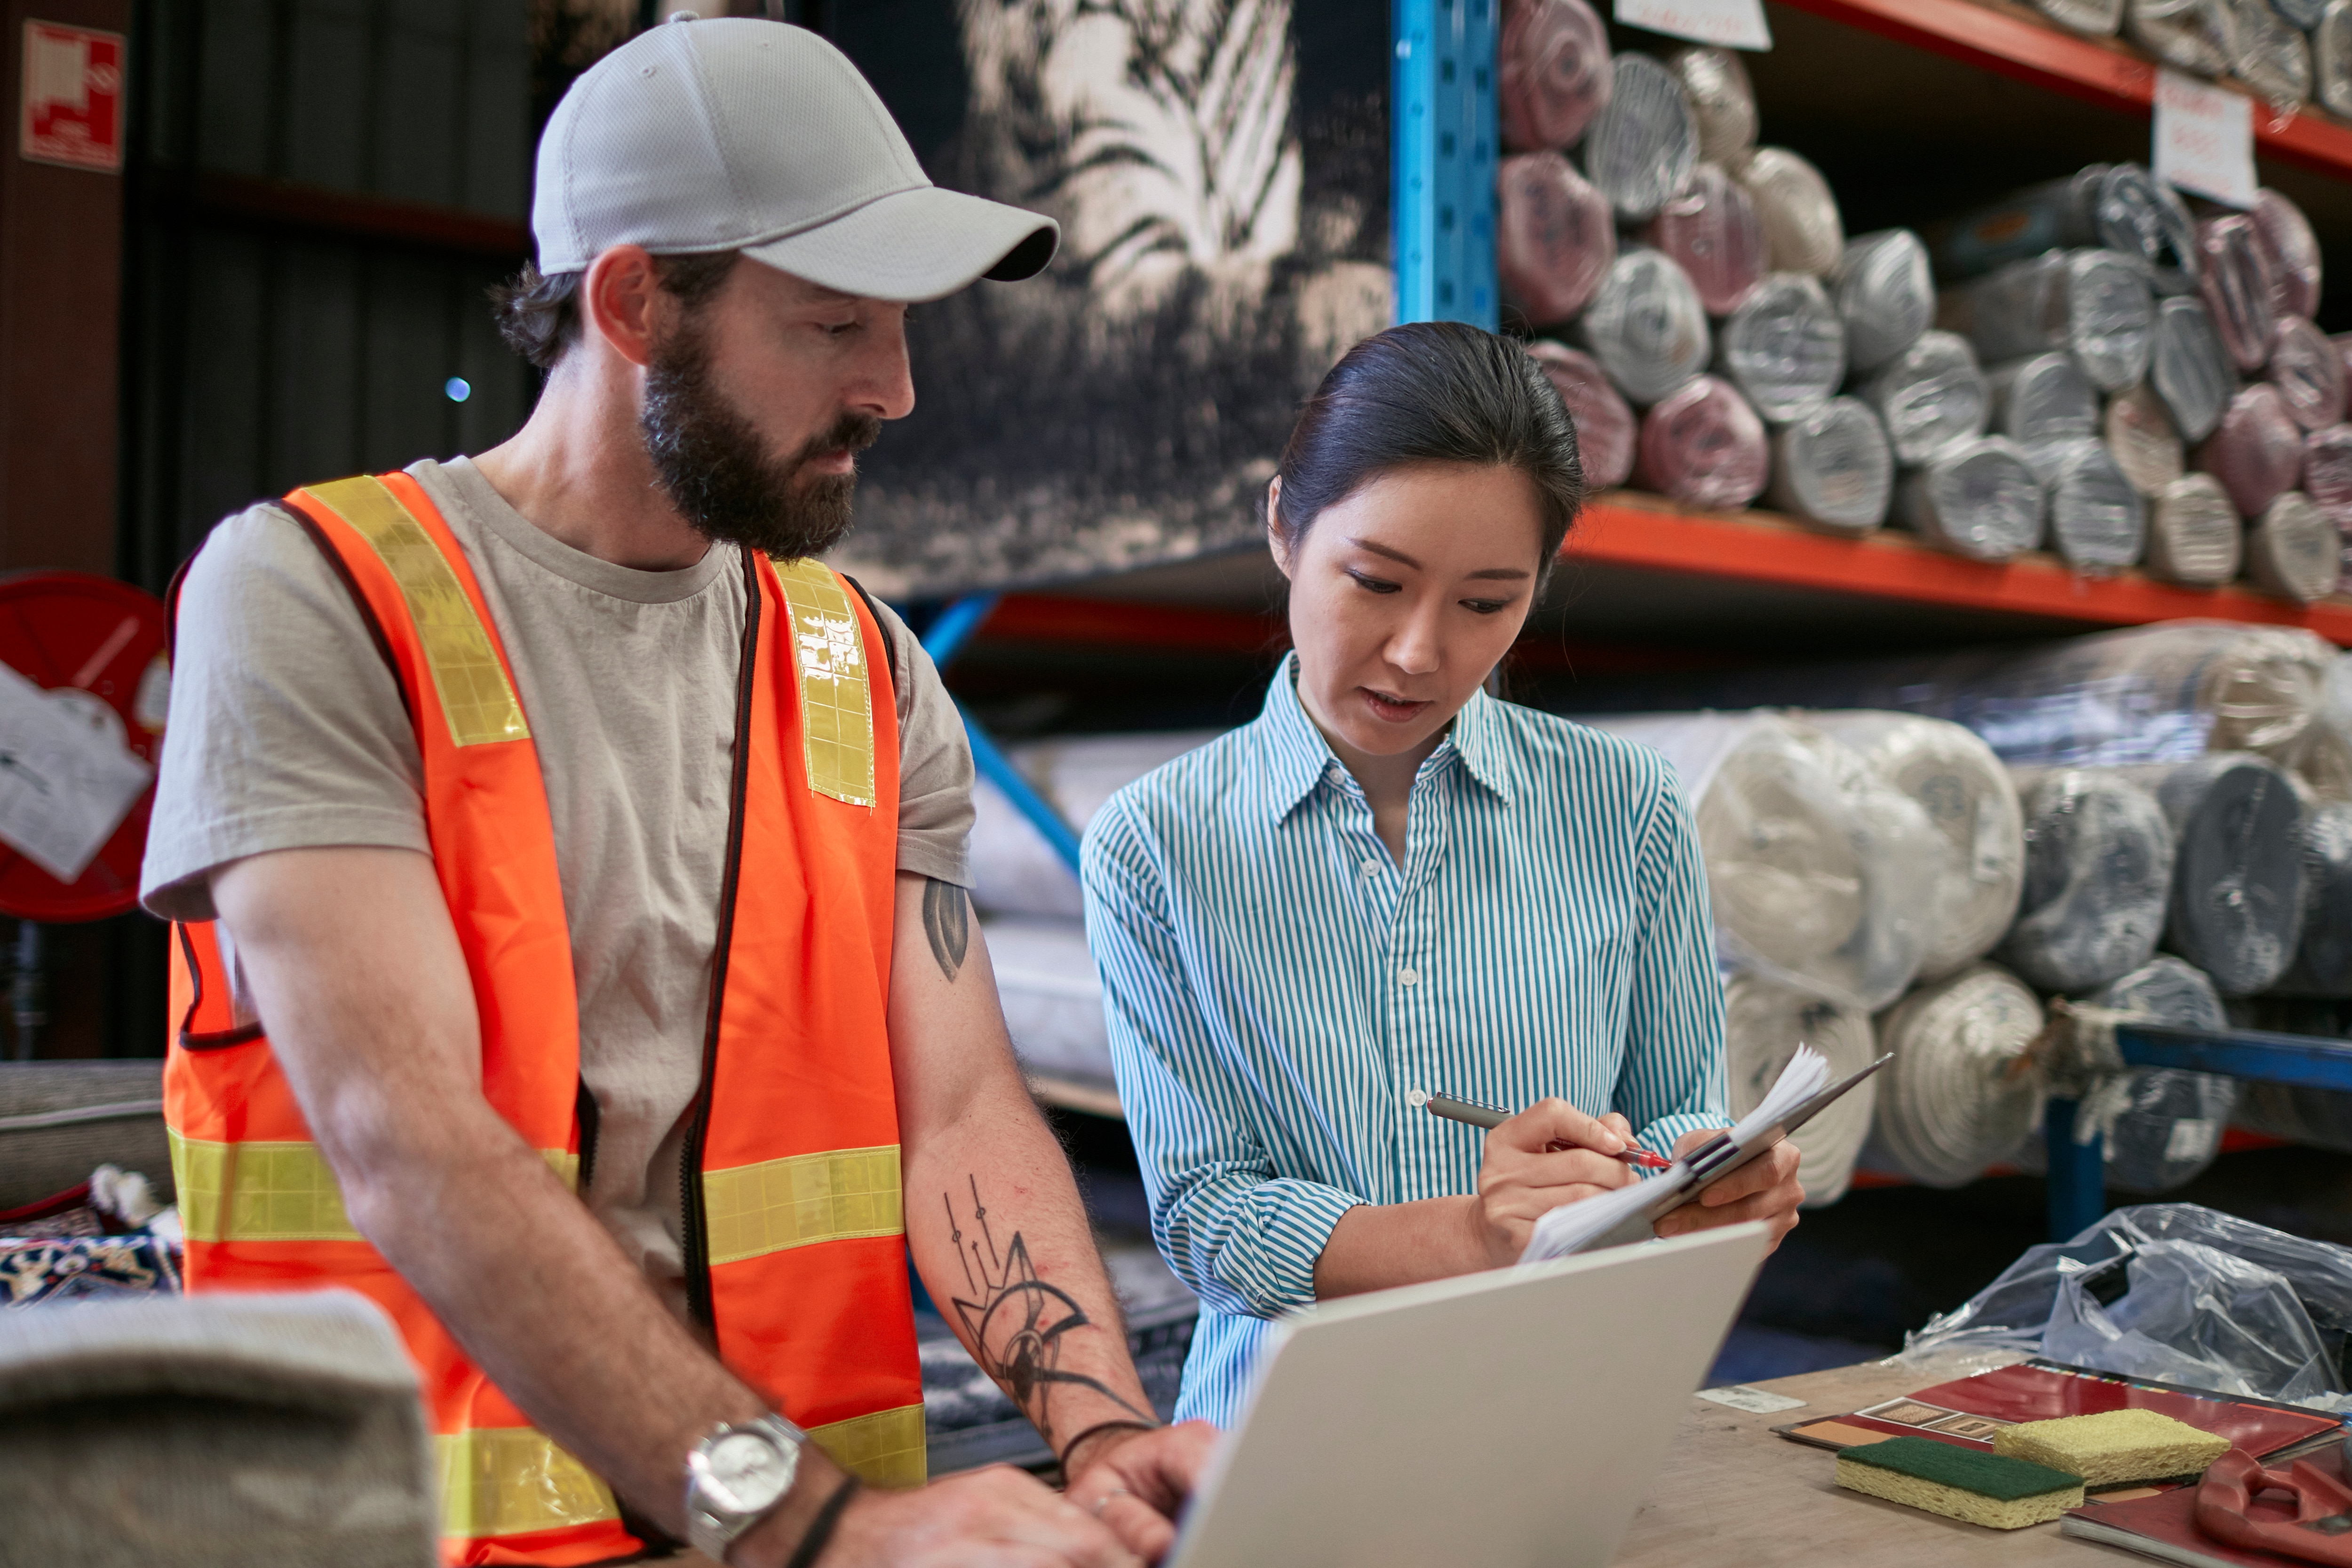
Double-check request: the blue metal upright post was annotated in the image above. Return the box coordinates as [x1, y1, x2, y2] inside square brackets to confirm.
[1392, 0, 1498, 328]
[2043, 1096, 2107, 1243]
[917, 592, 1087, 878]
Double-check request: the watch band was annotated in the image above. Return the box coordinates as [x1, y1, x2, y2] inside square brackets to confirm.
[684, 1412, 808, 1562]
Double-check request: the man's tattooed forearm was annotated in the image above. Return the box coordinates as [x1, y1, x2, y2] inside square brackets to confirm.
[923, 876, 969, 982]
[942, 1176, 1151, 1449]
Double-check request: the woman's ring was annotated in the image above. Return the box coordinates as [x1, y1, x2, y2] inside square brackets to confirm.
[1088, 1485, 1133, 1519]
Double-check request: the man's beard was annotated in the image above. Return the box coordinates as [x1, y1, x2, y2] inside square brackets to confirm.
[639, 320, 881, 560]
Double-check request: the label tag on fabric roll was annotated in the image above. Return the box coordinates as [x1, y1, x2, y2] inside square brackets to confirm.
[2153, 70, 2255, 209]
[2165, 1117, 2219, 1163]
[1615, 0, 1771, 50]
[1697, 1384, 1807, 1413]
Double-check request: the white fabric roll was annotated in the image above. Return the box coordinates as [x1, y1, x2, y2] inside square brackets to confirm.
[1836, 230, 1935, 375]
[2126, 0, 2238, 76]
[1864, 330, 1989, 464]
[2150, 295, 2233, 444]
[1721, 974, 1877, 1206]
[1716, 272, 1845, 421]
[2144, 473, 2243, 586]
[1576, 247, 1711, 405]
[2105, 384, 2187, 498]
[1768, 397, 1894, 535]
[1737, 148, 1844, 277]
[1999, 767, 2176, 993]
[1989, 353, 2098, 446]
[985, 916, 1116, 1087]
[1666, 46, 1756, 168]
[1948, 250, 2155, 394]
[1898, 437, 2047, 562]
[1581, 54, 1696, 221]
[2043, 438, 2148, 574]
[1867, 962, 2046, 1189]
[969, 730, 1224, 917]
[2247, 490, 2344, 603]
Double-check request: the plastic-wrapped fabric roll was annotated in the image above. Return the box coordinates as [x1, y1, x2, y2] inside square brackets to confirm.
[1998, 767, 2177, 993]
[1577, 711, 1939, 1012]
[1528, 341, 1637, 489]
[1836, 230, 1935, 376]
[1636, 375, 1770, 509]
[2032, 0, 2125, 32]
[1867, 963, 2046, 1189]
[2122, 752, 2307, 995]
[1810, 712, 2026, 981]
[2144, 473, 2243, 586]
[2237, 1078, 2352, 1154]
[1989, 353, 2098, 445]
[2268, 316, 2347, 433]
[2196, 382, 2304, 517]
[2197, 214, 2279, 374]
[1899, 437, 2046, 562]
[1736, 147, 1844, 278]
[2042, 438, 2149, 574]
[2274, 802, 2352, 995]
[1769, 397, 1894, 535]
[1642, 162, 1764, 317]
[2321, 0, 2352, 121]
[1499, 0, 1612, 154]
[1864, 330, 1988, 464]
[2105, 384, 2187, 497]
[1665, 46, 1755, 168]
[2230, 0, 2312, 108]
[1497, 152, 1617, 325]
[969, 730, 1223, 917]
[985, 916, 1115, 1085]
[2126, 0, 2239, 76]
[2304, 424, 2352, 515]
[1716, 272, 1844, 420]
[2250, 189, 2322, 322]
[1945, 249, 2155, 394]
[2247, 490, 2344, 602]
[2078, 957, 2237, 1194]
[2276, 0, 2329, 28]
[2090, 165, 2201, 296]
[1721, 974, 1877, 1206]
[2149, 295, 2233, 445]
[1576, 248, 1711, 405]
[1936, 166, 2195, 293]
[1582, 54, 1696, 222]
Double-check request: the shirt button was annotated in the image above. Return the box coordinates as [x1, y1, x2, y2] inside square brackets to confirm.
[1361, 859, 1383, 877]
[1398, 967, 1420, 987]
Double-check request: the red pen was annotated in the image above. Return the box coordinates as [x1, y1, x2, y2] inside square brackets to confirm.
[1408, 1089, 1674, 1168]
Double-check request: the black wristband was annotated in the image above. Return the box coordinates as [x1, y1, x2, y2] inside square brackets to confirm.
[783, 1474, 860, 1568]
[1056, 1418, 1160, 1471]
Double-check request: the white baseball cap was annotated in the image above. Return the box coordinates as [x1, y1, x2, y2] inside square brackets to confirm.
[532, 16, 1057, 302]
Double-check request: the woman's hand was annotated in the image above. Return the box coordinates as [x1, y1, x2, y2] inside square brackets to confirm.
[1462, 1100, 1637, 1268]
[1651, 1131, 1804, 1250]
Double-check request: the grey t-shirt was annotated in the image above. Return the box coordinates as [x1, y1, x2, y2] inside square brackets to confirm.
[141, 456, 974, 1319]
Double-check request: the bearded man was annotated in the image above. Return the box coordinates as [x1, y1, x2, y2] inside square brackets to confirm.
[141, 18, 1208, 1568]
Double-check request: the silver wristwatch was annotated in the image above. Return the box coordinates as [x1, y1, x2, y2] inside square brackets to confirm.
[685, 1412, 808, 1562]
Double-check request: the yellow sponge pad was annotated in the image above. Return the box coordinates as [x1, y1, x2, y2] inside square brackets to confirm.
[1991, 1408, 2230, 1486]
[1836, 1436, 2082, 1529]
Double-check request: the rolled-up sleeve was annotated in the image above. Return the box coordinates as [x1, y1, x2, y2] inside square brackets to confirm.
[1614, 763, 1731, 1156]
[1081, 798, 1360, 1321]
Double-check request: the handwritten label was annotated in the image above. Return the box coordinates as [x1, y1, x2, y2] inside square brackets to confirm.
[1696, 1384, 1808, 1413]
[2153, 68, 2255, 209]
[1615, 0, 1772, 50]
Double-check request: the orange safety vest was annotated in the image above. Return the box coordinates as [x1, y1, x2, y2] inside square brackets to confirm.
[163, 472, 924, 1566]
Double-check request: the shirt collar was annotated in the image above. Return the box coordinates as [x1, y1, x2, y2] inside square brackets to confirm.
[1252, 654, 1515, 819]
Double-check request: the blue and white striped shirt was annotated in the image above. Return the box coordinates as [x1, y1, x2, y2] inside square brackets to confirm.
[1080, 655, 1730, 1427]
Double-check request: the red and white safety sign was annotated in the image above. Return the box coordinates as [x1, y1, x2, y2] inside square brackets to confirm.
[19, 20, 124, 173]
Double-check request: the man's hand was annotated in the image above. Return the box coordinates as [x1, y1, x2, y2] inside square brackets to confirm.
[1465, 1101, 1637, 1267]
[1651, 1131, 1803, 1248]
[1062, 1422, 1219, 1564]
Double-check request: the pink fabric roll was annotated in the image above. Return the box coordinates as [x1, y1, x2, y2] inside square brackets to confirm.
[1642, 163, 1766, 316]
[1528, 341, 1637, 489]
[2269, 316, 2348, 431]
[2197, 214, 2280, 373]
[2249, 187, 2323, 321]
[2196, 382, 2306, 517]
[2305, 424, 2352, 515]
[1498, 0, 1612, 153]
[1637, 374, 1769, 509]
[1496, 153, 1618, 325]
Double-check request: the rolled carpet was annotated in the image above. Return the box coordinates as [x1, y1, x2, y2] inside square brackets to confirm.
[2196, 382, 2305, 519]
[1665, 45, 1755, 167]
[1868, 962, 2047, 1188]
[2105, 384, 2186, 498]
[2273, 800, 2352, 996]
[1989, 353, 2099, 447]
[2268, 315, 2347, 432]
[1737, 147, 1844, 277]
[1528, 341, 1637, 489]
[1898, 437, 2046, 562]
[1643, 162, 1764, 317]
[1496, 152, 1617, 325]
[2250, 188, 2323, 322]
[2143, 473, 2242, 586]
[1576, 247, 1711, 405]
[2080, 956, 2238, 1193]
[2128, 0, 2237, 79]
[1864, 329, 1989, 465]
[2149, 294, 2233, 444]
[1835, 229, 1935, 375]
[1581, 54, 1696, 222]
[2121, 752, 2308, 996]
[1768, 397, 1894, 535]
[1636, 375, 1770, 509]
[2042, 439, 2148, 574]
[2196, 213, 2280, 374]
[1944, 248, 2154, 394]
[1998, 768, 2176, 994]
[1722, 973, 1878, 1206]
[1498, 0, 1612, 153]
[1716, 272, 1845, 420]
[969, 729, 1224, 918]
[2246, 490, 2344, 603]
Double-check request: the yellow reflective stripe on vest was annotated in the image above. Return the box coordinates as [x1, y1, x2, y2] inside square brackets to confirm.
[808, 1401, 927, 1490]
[171, 1131, 580, 1242]
[700, 1144, 903, 1266]
[771, 558, 876, 807]
[436, 1427, 620, 1539]
[302, 475, 530, 749]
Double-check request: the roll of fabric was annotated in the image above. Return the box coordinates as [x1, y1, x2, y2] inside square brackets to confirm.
[2250, 188, 2322, 321]
[1990, 352, 2099, 448]
[2246, 490, 2344, 602]
[1867, 962, 2046, 1189]
[2236, 1077, 2352, 1155]
[2303, 423, 2352, 515]
[2268, 316, 2347, 432]
[2088, 164, 2203, 296]
[1636, 375, 1770, 509]
[1716, 272, 1845, 420]
[1577, 248, 1712, 405]
[1769, 397, 1895, 535]
[1721, 974, 1877, 1206]
[2105, 384, 2187, 497]
[2149, 295, 2233, 445]
[2276, 0, 2329, 28]
[2043, 438, 2149, 573]
[1665, 46, 1756, 168]
[1811, 712, 2026, 981]
[1899, 437, 2046, 562]
[1528, 341, 1637, 489]
[2197, 214, 2280, 374]
[1499, 0, 1613, 153]
[985, 916, 1115, 1085]
[2144, 473, 2244, 586]
[1497, 152, 1617, 325]
[2321, 0, 2352, 120]
[1998, 767, 2177, 994]
[1836, 230, 1935, 376]
[2077, 957, 2238, 1194]
[1864, 329, 1988, 464]
[2230, 0, 2312, 107]
[1582, 54, 1697, 221]
[2122, 752, 2308, 995]
[1736, 147, 1844, 277]
[2126, 0, 2238, 76]
[2274, 802, 2352, 995]
[969, 730, 1224, 917]
[2033, 0, 2125, 32]
[1643, 162, 1765, 316]
[1946, 249, 2155, 394]
[2196, 382, 2304, 517]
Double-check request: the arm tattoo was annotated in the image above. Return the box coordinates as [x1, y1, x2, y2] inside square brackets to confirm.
[922, 876, 969, 983]
[944, 1175, 1152, 1449]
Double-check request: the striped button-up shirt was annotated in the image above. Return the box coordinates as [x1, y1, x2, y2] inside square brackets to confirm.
[1081, 655, 1729, 1426]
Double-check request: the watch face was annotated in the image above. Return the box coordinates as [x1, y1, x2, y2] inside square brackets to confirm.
[706, 1431, 792, 1513]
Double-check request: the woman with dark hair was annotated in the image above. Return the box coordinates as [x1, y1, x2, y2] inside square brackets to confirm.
[1080, 322, 1804, 1426]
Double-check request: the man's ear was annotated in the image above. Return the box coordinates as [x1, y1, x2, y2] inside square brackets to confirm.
[1265, 476, 1291, 579]
[580, 245, 667, 370]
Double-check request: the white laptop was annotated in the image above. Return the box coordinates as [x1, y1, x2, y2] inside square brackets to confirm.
[1165, 1223, 1771, 1568]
